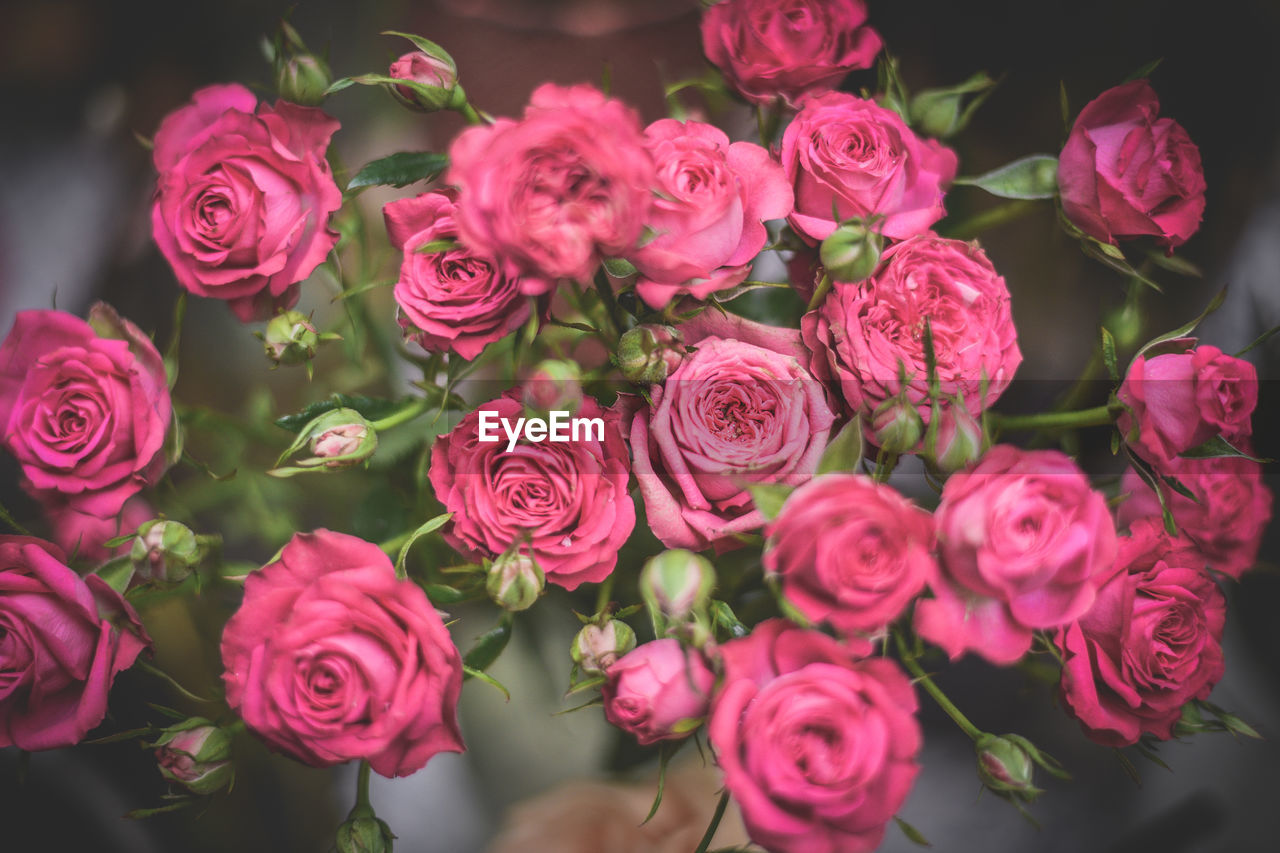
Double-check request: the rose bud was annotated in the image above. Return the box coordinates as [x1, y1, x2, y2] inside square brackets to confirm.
[336, 814, 396, 853]
[154, 718, 234, 795]
[640, 550, 715, 624]
[523, 359, 584, 418]
[975, 734, 1038, 800]
[928, 400, 985, 473]
[269, 409, 378, 477]
[602, 639, 715, 745]
[819, 219, 882, 284]
[261, 310, 320, 366]
[130, 518, 200, 583]
[908, 73, 999, 140]
[616, 324, 686, 385]
[388, 46, 465, 112]
[871, 396, 924, 454]
[572, 619, 637, 676]
[276, 54, 331, 107]
[486, 550, 545, 612]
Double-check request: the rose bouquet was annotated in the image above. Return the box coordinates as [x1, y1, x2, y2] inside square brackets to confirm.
[0, 4, 1274, 852]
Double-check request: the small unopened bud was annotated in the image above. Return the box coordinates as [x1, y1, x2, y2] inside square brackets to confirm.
[871, 397, 924, 453]
[130, 519, 200, 583]
[523, 359, 584, 418]
[617, 324, 686, 385]
[154, 718, 234, 795]
[571, 619, 637, 675]
[276, 54, 331, 106]
[819, 220, 882, 283]
[262, 310, 320, 365]
[975, 734, 1040, 800]
[640, 550, 715, 621]
[336, 814, 395, 853]
[908, 74, 998, 139]
[486, 551, 545, 612]
[388, 47, 466, 112]
[312, 424, 371, 465]
[929, 401, 984, 473]
[270, 409, 378, 477]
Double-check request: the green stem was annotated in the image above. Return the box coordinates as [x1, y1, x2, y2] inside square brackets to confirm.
[351, 759, 374, 817]
[592, 272, 624, 342]
[377, 530, 413, 557]
[894, 630, 983, 742]
[459, 102, 483, 125]
[994, 404, 1113, 434]
[942, 199, 1038, 240]
[370, 398, 428, 432]
[693, 790, 731, 853]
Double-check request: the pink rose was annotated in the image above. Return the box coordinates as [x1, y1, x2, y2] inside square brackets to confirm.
[0, 536, 149, 750]
[701, 0, 883, 107]
[602, 639, 715, 746]
[1120, 454, 1272, 579]
[618, 336, 835, 552]
[447, 83, 654, 293]
[764, 473, 935, 638]
[709, 619, 920, 853]
[628, 119, 792, 308]
[781, 92, 958, 243]
[428, 393, 634, 590]
[1117, 345, 1257, 469]
[220, 530, 464, 777]
[802, 234, 1021, 440]
[1058, 519, 1225, 746]
[0, 306, 171, 519]
[916, 445, 1120, 665]
[384, 191, 539, 360]
[151, 83, 341, 321]
[44, 495, 153, 565]
[1058, 80, 1206, 249]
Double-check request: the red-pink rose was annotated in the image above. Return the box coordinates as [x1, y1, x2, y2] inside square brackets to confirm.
[220, 529, 464, 777]
[1120, 454, 1272, 579]
[628, 119, 792, 308]
[701, 0, 883, 107]
[384, 191, 539, 360]
[709, 619, 920, 853]
[0, 536, 149, 750]
[447, 83, 654, 293]
[1117, 345, 1257, 469]
[916, 445, 1119, 665]
[781, 92, 957, 243]
[0, 306, 171, 519]
[1058, 80, 1206, 249]
[764, 473, 935, 638]
[1058, 519, 1225, 746]
[428, 393, 634, 590]
[151, 83, 341, 322]
[602, 639, 714, 746]
[618, 336, 835, 552]
[802, 233, 1021, 440]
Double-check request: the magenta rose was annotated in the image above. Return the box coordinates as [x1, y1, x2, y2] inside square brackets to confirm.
[384, 191, 539, 360]
[802, 233, 1021, 440]
[428, 393, 634, 590]
[0, 306, 171, 519]
[1120, 454, 1272, 579]
[709, 619, 920, 853]
[628, 119, 792, 308]
[602, 639, 715, 746]
[618, 336, 835, 552]
[44, 496, 153, 565]
[1058, 519, 1225, 746]
[151, 83, 341, 321]
[764, 473, 935, 638]
[780, 92, 958, 243]
[220, 529, 464, 777]
[701, 0, 883, 107]
[1117, 344, 1257, 470]
[916, 445, 1120, 665]
[0, 536, 149, 750]
[447, 83, 654, 293]
[1058, 80, 1205, 249]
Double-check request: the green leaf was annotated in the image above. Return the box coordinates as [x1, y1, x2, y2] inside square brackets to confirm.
[954, 155, 1059, 200]
[603, 257, 637, 278]
[125, 801, 195, 820]
[462, 665, 511, 702]
[1059, 81, 1071, 131]
[1101, 326, 1119, 383]
[642, 741, 684, 825]
[96, 556, 135, 595]
[817, 417, 865, 475]
[1180, 435, 1269, 463]
[463, 615, 513, 673]
[346, 151, 450, 193]
[419, 582, 480, 606]
[1136, 286, 1227, 358]
[0, 500, 34, 536]
[163, 293, 186, 391]
[275, 394, 402, 433]
[394, 513, 454, 579]
[1123, 57, 1164, 83]
[1146, 250, 1201, 278]
[1236, 323, 1280, 358]
[1124, 446, 1179, 536]
[747, 483, 794, 522]
[565, 674, 607, 696]
[894, 816, 932, 848]
[381, 31, 457, 69]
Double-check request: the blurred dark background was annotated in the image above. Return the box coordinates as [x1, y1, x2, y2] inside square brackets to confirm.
[2, 0, 1279, 851]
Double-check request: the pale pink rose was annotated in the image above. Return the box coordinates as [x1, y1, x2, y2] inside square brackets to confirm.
[602, 639, 714, 746]
[701, 0, 883, 107]
[617, 336, 835, 552]
[447, 83, 654, 293]
[151, 84, 341, 321]
[764, 473, 935, 638]
[915, 445, 1120, 665]
[781, 92, 957, 243]
[0, 536, 149, 750]
[1117, 345, 1257, 470]
[1059, 519, 1225, 746]
[709, 619, 920, 853]
[220, 530, 464, 777]
[628, 119, 791, 308]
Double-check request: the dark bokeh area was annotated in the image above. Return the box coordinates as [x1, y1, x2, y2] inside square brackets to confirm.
[2, 1, 1280, 851]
